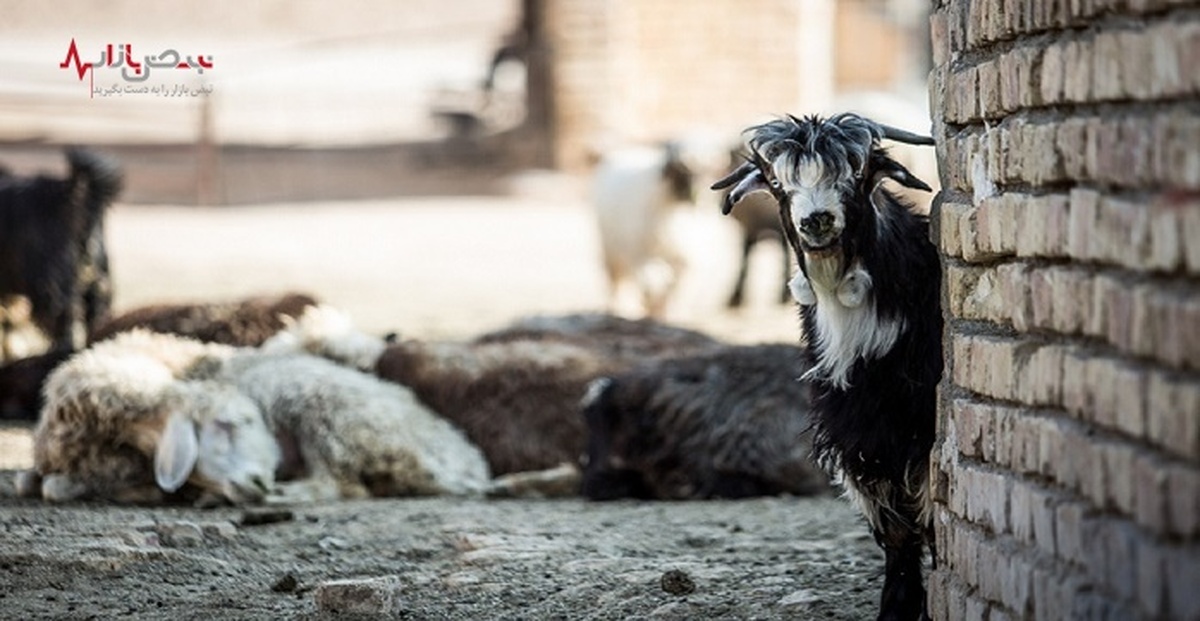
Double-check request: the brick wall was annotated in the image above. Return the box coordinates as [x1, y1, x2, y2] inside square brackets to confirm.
[537, 0, 835, 170]
[927, 1, 1200, 619]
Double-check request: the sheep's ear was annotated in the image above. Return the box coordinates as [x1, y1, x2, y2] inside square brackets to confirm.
[871, 155, 933, 193]
[155, 411, 198, 493]
[711, 161, 770, 215]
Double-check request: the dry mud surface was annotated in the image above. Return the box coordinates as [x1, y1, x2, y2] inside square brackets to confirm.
[0, 195, 886, 619]
[0, 481, 881, 620]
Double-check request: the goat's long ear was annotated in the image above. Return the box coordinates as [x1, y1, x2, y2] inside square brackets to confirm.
[155, 411, 198, 493]
[711, 161, 770, 215]
[871, 155, 933, 193]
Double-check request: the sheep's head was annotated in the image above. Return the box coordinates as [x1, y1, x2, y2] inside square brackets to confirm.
[712, 113, 934, 260]
[155, 382, 280, 505]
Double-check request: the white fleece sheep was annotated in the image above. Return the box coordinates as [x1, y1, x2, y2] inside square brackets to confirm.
[16, 329, 490, 505]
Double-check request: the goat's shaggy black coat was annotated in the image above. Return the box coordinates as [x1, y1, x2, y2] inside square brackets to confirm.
[0, 148, 122, 351]
[714, 113, 941, 621]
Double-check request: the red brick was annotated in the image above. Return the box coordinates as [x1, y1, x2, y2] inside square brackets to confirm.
[1009, 478, 1034, 543]
[1115, 29, 1152, 99]
[1038, 417, 1069, 481]
[1148, 21, 1187, 97]
[1183, 198, 1200, 274]
[1092, 31, 1124, 101]
[952, 399, 986, 458]
[1147, 197, 1184, 272]
[1031, 482, 1059, 557]
[1084, 355, 1119, 429]
[1148, 290, 1189, 370]
[1060, 498, 1089, 568]
[1062, 348, 1090, 418]
[1062, 38, 1093, 102]
[1146, 370, 1200, 460]
[998, 50, 1023, 113]
[1001, 551, 1034, 615]
[1040, 41, 1066, 104]
[1137, 540, 1169, 618]
[1023, 343, 1065, 406]
[930, 10, 951, 68]
[1130, 284, 1158, 359]
[964, 593, 991, 621]
[1156, 111, 1200, 188]
[1051, 267, 1089, 335]
[1028, 267, 1054, 330]
[1009, 413, 1041, 474]
[1102, 442, 1137, 515]
[1180, 19, 1200, 94]
[951, 333, 975, 390]
[1104, 523, 1139, 602]
[1023, 124, 1063, 186]
[1098, 273, 1135, 350]
[1001, 119, 1027, 183]
[978, 60, 1002, 120]
[998, 263, 1031, 330]
[1111, 363, 1146, 438]
[938, 200, 971, 257]
[1167, 463, 1200, 538]
[1134, 451, 1170, 534]
[1056, 117, 1088, 180]
[1067, 187, 1099, 260]
[1166, 544, 1200, 619]
[1183, 295, 1200, 372]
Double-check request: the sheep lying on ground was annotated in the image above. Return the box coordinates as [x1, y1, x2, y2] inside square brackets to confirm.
[0, 148, 122, 356]
[266, 308, 722, 477]
[0, 292, 319, 422]
[16, 330, 490, 505]
[88, 292, 319, 346]
[581, 343, 829, 500]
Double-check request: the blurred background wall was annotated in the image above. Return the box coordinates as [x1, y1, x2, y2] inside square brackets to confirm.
[0, 0, 933, 204]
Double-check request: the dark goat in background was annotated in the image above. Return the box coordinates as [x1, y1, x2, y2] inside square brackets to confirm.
[581, 343, 829, 501]
[714, 113, 939, 621]
[0, 148, 122, 354]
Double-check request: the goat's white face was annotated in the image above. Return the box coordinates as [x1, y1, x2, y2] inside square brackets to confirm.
[774, 156, 850, 253]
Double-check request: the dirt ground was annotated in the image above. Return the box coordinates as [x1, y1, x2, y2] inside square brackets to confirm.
[0, 190, 887, 620]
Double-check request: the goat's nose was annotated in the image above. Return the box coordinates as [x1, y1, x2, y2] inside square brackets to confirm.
[799, 211, 836, 236]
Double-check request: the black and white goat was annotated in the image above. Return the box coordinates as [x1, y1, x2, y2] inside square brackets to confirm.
[712, 113, 940, 621]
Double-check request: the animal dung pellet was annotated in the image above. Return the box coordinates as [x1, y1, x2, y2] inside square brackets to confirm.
[659, 569, 696, 596]
[240, 508, 295, 527]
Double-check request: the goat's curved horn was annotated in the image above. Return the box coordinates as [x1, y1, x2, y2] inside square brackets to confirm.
[878, 124, 936, 146]
[710, 161, 755, 191]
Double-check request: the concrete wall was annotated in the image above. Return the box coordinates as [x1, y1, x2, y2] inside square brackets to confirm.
[927, 0, 1200, 618]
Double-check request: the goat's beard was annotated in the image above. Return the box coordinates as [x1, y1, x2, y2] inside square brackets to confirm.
[802, 252, 845, 294]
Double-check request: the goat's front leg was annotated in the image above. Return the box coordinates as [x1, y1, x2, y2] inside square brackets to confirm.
[876, 533, 929, 621]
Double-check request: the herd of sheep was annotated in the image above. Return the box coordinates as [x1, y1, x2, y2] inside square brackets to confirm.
[0, 108, 942, 621]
